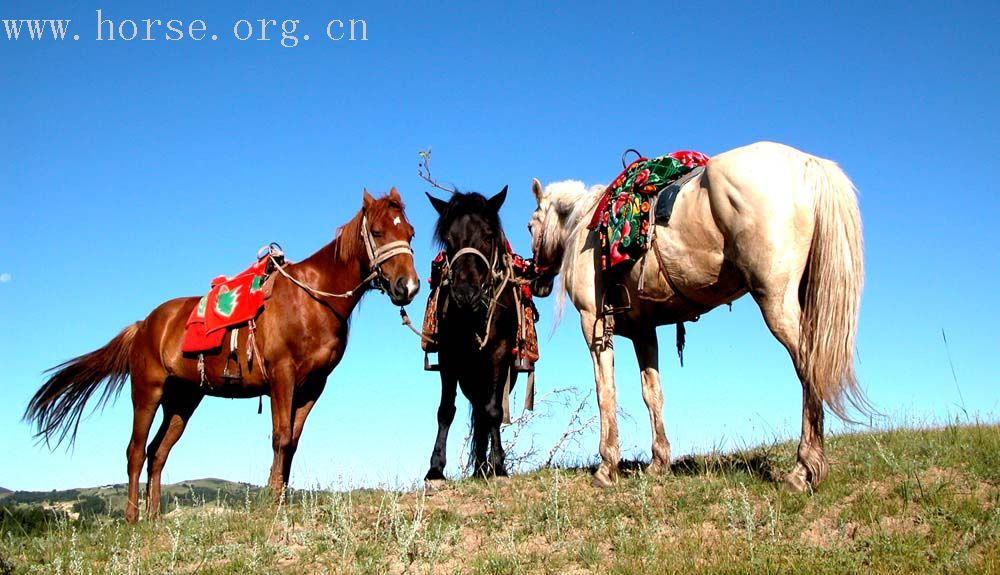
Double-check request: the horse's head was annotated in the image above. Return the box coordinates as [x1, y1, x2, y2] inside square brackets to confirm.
[359, 187, 420, 305]
[527, 178, 565, 297]
[428, 186, 508, 310]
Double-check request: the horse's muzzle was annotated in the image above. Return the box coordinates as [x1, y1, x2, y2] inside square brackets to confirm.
[451, 284, 483, 310]
[532, 275, 554, 298]
[388, 276, 419, 306]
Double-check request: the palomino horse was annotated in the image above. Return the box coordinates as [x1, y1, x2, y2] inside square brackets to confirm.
[527, 142, 866, 490]
[424, 187, 521, 479]
[25, 189, 419, 522]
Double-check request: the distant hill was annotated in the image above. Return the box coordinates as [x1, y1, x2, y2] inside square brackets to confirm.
[0, 478, 260, 510]
[0, 486, 9, 494]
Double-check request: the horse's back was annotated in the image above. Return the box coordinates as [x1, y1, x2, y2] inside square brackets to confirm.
[704, 142, 822, 247]
[131, 296, 200, 376]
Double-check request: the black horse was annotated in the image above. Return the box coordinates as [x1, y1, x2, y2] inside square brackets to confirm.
[424, 187, 520, 479]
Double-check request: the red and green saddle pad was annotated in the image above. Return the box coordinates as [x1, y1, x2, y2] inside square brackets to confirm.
[182, 258, 269, 353]
[588, 150, 710, 271]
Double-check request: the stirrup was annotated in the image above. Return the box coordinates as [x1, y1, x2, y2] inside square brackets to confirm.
[601, 284, 632, 315]
[424, 351, 440, 372]
[514, 354, 535, 373]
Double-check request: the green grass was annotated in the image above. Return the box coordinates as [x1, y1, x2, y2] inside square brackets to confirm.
[2, 423, 998, 574]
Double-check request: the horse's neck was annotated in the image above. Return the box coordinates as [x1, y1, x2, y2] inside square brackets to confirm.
[554, 189, 599, 258]
[292, 239, 368, 309]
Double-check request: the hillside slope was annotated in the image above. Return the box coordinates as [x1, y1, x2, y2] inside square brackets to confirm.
[1, 424, 998, 574]
[0, 477, 259, 514]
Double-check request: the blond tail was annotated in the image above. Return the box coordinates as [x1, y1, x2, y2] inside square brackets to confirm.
[799, 158, 869, 421]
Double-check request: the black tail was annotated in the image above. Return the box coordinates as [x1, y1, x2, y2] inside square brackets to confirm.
[24, 323, 140, 448]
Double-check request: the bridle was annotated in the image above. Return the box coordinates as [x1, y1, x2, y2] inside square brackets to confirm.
[446, 245, 501, 288]
[271, 212, 414, 300]
[360, 214, 415, 293]
[440, 233, 514, 349]
[529, 214, 559, 285]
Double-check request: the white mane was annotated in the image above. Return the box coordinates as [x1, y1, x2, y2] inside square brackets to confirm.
[539, 180, 606, 326]
[542, 179, 605, 278]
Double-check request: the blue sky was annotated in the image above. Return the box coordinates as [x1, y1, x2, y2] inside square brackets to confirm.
[2, 1, 998, 491]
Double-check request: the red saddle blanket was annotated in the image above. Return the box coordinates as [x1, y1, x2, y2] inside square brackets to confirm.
[182, 258, 270, 353]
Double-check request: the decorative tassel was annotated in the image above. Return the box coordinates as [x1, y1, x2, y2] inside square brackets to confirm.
[676, 322, 686, 367]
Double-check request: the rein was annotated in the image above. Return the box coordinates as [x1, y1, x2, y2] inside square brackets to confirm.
[271, 214, 414, 301]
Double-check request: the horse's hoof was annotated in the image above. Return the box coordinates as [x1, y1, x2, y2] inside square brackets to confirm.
[424, 478, 447, 492]
[424, 468, 446, 481]
[592, 466, 616, 488]
[646, 461, 671, 476]
[783, 468, 810, 493]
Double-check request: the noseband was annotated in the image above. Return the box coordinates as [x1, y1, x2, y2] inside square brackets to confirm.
[361, 214, 415, 291]
[445, 246, 500, 287]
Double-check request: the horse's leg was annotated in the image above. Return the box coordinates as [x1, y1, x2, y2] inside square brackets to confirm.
[485, 370, 509, 477]
[144, 384, 203, 520]
[283, 378, 327, 484]
[753, 284, 827, 491]
[266, 365, 296, 500]
[125, 371, 163, 523]
[425, 369, 458, 480]
[471, 406, 491, 477]
[632, 330, 670, 473]
[580, 310, 620, 487]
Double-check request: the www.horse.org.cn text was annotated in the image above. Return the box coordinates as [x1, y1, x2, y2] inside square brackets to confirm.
[2, 9, 368, 47]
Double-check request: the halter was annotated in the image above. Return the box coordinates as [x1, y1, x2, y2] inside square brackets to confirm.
[361, 214, 415, 291]
[271, 211, 414, 300]
[438, 234, 514, 349]
[446, 246, 500, 285]
[529, 222, 559, 281]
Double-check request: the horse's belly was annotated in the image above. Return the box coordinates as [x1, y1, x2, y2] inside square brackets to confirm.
[166, 357, 270, 398]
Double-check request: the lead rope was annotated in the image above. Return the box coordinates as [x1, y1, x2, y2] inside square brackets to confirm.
[399, 307, 437, 345]
[270, 256, 378, 300]
[476, 252, 513, 349]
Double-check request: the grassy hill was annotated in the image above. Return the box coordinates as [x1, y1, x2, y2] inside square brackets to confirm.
[0, 477, 260, 520]
[1, 423, 997, 574]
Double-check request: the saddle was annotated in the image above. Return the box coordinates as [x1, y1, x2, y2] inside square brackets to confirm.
[181, 245, 283, 354]
[588, 150, 710, 273]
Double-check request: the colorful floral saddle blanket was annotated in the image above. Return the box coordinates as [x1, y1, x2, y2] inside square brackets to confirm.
[181, 251, 278, 353]
[420, 243, 540, 368]
[588, 150, 710, 272]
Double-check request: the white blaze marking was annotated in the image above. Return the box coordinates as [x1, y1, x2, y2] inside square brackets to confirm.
[393, 216, 401, 227]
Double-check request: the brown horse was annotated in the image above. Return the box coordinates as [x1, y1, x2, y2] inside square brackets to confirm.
[25, 188, 419, 522]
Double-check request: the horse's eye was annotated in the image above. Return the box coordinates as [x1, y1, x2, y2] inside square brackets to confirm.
[372, 230, 385, 238]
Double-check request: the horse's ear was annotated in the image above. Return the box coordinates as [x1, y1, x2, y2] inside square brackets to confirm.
[426, 192, 449, 215]
[487, 185, 508, 213]
[363, 188, 374, 208]
[531, 178, 543, 204]
[389, 186, 401, 202]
